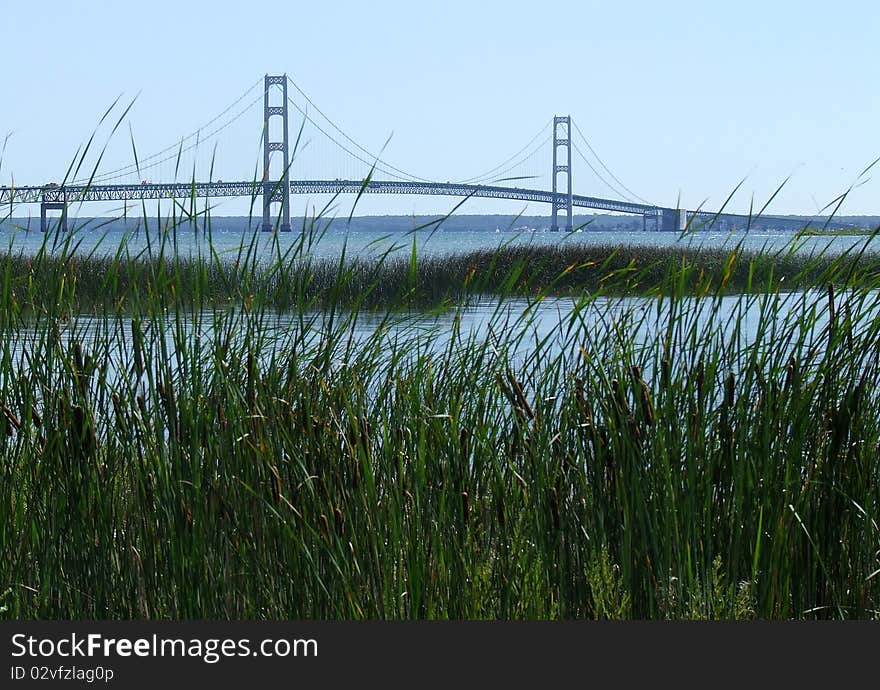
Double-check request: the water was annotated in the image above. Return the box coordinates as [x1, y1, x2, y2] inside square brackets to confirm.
[2, 222, 876, 381]
[7, 289, 857, 390]
[3, 223, 879, 261]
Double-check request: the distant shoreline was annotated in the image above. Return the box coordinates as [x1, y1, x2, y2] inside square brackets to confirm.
[796, 227, 878, 237]
[3, 212, 878, 234]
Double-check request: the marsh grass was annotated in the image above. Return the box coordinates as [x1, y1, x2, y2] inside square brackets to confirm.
[3, 228, 880, 316]
[0, 199, 879, 620]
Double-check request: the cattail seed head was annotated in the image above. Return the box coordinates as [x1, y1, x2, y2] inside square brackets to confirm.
[333, 507, 345, 536]
[725, 372, 735, 408]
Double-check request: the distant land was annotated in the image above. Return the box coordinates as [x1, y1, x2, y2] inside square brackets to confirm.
[2, 213, 878, 233]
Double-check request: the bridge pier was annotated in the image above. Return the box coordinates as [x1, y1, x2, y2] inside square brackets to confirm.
[261, 74, 292, 233]
[659, 208, 681, 232]
[643, 209, 662, 231]
[40, 201, 68, 233]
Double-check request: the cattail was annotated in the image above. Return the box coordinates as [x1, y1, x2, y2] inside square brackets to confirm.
[131, 319, 144, 377]
[30, 404, 41, 428]
[319, 513, 331, 540]
[496, 373, 518, 410]
[661, 354, 671, 389]
[552, 434, 564, 462]
[269, 464, 281, 505]
[145, 473, 154, 506]
[71, 404, 96, 456]
[638, 384, 655, 426]
[725, 372, 735, 408]
[157, 379, 175, 420]
[111, 393, 125, 430]
[848, 379, 864, 416]
[631, 366, 655, 426]
[333, 507, 345, 536]
[827, 283, 836, 332]
[549, 487, 560, 530]
[58, 396, 69, 428]
[74, 341, 84, 373]
[690, 410, 700, 439]
[182, 501, 193, 529]
[164, 378, 176, 416]
[461, 491, 470, 525]
[506, 369, 534, 421]
[784, 355, 798, 391]
[574, 377, 593, 424]
[625, 414, 641, 443]
[598, 424, 610, 449]
[359, 415, 372, 455]
[2, 404, 21, 431]
[610, 378, 632, 420]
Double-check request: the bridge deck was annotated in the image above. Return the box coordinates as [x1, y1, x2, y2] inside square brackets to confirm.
[1, 179, 659, 216]
[1, 179, 834, 230]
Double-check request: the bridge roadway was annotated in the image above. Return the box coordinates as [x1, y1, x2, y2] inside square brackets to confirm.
[1, 179, 661, 216]
[1, 179, 837, 230]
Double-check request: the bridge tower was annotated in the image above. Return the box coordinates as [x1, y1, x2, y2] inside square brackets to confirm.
[550, 115, 573, 232]
[261, 74, 292, 232]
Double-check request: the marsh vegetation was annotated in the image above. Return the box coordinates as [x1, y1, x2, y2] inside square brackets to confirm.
[1, 217, 879, 619]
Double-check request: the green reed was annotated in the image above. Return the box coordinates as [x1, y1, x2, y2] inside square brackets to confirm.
[3, 227, 880, 316]
[0, 208, 879, 620]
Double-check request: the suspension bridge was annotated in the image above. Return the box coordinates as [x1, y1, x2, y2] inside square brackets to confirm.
[0, 74, 822, 234]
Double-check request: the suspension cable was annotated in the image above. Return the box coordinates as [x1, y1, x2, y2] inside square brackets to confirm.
[75, 77, 264, 184]
[456, 120, 552, 184]
[102, 91, 264, 182]
[469, 134, 552, 186]
[286, 76, 431, 183]
[572, 120, 653, 205]
[286, 95, 429, 182]
[571, 141, 636, 201]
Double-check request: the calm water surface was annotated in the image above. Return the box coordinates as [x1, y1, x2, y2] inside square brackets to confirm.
[3, 224, 876, 370]
[3, 224, 879, 260]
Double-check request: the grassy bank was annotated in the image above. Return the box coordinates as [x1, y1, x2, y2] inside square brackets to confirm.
[0, 222, 879, 619]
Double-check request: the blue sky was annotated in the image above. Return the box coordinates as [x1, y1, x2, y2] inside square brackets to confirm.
[2, 0, 879, 217]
